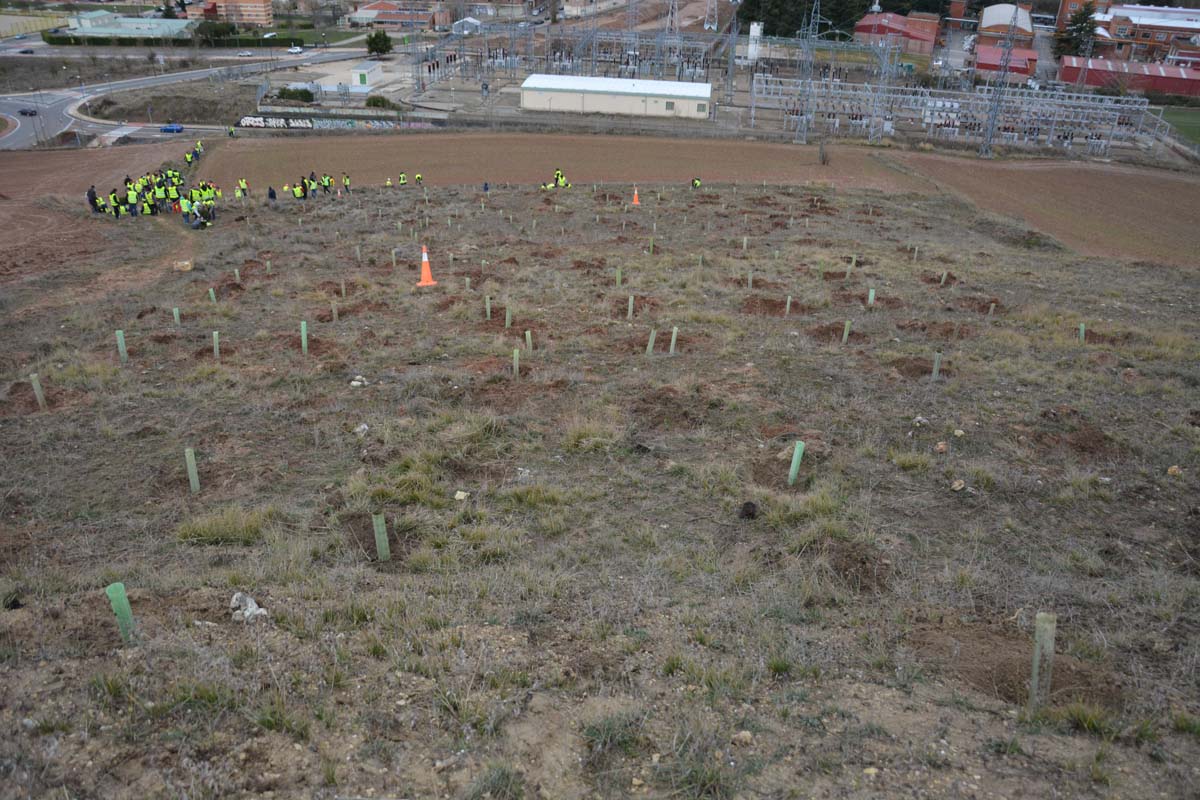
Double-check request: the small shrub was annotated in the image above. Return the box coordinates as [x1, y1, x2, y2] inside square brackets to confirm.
[985, 737, 1023, 756]
[177, 506, 267, 546]
[1173, 711, 1200, 738]
[1056, 702, 1118, 738]
[466, 763, 524, 800]
[498, 484, 564, 510]
[889, 448, 931, 473]
[277, 87, 314, 103]
[365, 94, 394, 109]
[254, 692, 310, 740]
[656, 728, 740, 799]
[582, 712, 645, 768]
[767, 657, 792, 677]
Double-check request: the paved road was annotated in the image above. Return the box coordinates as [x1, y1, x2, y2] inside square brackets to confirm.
[0, 47, 359, 149]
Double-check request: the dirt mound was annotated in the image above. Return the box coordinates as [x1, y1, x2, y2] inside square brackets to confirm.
[631, 386, 708, 430]
[614, 330, 704, 354]
[1034, 405, 1117, 456]
[911, 618, 1123, 708]
[213, 279, 244, 300]
[340, 511, 421, 566]
[477, 376, 562, 412]
[807, 322, 868, 344]
[822, 270, 857, 282]
[896, 319, 974, 339]
[826, 540, 890, 593]
[192, 342, 237, 360]
[611, 295, 660, 318]
[316, 280, 356, 297]
[1, 380, 78, 416]
[890, 356, 952, 379]
[571, 256, 607, 271]
[833, 290, 904, 309]
[956, 296, 1003, 314]
[740, 296, 809, 316]
[725, 276, 783, 291]
[920, 271, 959, 286]
[317, 300, 388, 323]
[277, 333, 338, 357]
[1084, 329, 1137, 346]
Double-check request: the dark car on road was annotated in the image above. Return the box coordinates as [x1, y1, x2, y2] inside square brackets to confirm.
[18, 48, 35, 54]
[160, 123, 184, 133]
[18, 108, 37, 116]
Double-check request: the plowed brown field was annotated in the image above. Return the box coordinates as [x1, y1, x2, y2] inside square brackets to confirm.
[897, 152, 1200, 266]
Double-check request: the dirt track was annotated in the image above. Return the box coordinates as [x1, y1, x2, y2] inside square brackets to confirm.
[3, 134, 1199, 265]
[193, 134, 931, 194]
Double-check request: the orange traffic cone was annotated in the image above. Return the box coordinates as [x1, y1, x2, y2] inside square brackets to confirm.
[632, 186, 640, 207]
[417, 245, 437, 287]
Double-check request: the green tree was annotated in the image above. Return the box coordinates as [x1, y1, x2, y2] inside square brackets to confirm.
[1053, 1, 1097, 58]
[366, 29, 393, 56]
[195, 20, 237, 43]
[162, 4, 177, 19]
[738, 0, 876, 39]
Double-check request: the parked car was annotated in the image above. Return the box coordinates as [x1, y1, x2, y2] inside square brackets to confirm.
[160, 123, 184, 133]
[262, 31, 277, 38]
[236, 50, 253, 56]
[13, 33, 26, 40]
[18, 108, 37, 116]
[286, 46, 303, 54]
[17, 48, 35, 54]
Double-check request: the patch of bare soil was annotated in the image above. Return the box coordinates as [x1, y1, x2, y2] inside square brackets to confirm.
[896, 319, 975, 339]
[0, 379, 82, 416]
[610, 295, 660, 318]
[807, 322, 868, 344]
[740, 296, 811, 316]
[316, 300, 388, 323]
[889, 356, 952, 379]
[827, 540, 891, 593]
[725, 276, 783, 291]
[340, 511, 421, 566]
[911, 618, 1124, 708]
[1084, 329, 1138, 346]
[833, 290, 904, 309]
[956, 296, 1004, 314]
[630, 386, 710, 430]
[1033, 404, 1118, 456]
[920, 270, 959, 286]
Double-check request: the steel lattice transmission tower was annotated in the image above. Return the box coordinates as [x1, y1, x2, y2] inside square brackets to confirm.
[627, 0, 639, 31]
[665, 0, 680, 37]
[793, 0, 823, 143]
[703, 0, 718, 31]
[979, 3, 1018, 158]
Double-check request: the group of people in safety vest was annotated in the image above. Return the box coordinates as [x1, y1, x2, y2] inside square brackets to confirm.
[540, 168, 572, 190]
[85, 168, 223, 229]
[266, 170, 427, 203]
[382, 171, 423, 189]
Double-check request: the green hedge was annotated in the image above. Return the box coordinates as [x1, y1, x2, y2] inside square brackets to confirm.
[41, 32, 304, 47]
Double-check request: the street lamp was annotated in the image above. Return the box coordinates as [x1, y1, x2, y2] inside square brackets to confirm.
[76, 74, 90, 114]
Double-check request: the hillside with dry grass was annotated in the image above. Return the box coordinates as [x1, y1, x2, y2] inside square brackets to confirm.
[1, 176, 1199, 798]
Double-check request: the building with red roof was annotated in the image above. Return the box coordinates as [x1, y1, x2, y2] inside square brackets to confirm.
[854, 10, 941, 55]
[971, 44, 1040, 77]
[1059, 55, 1200, 94]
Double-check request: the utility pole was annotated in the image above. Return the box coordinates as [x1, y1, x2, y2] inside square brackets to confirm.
[979, 3, 1018, 158]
